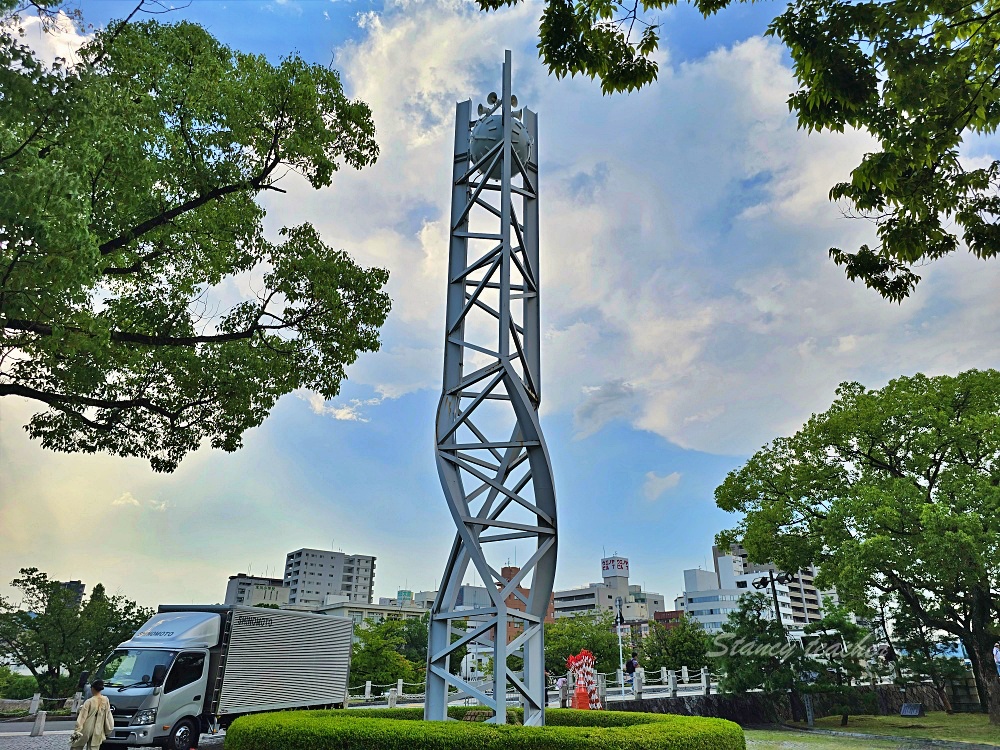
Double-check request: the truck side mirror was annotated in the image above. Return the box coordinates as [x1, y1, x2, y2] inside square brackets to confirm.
[78, 671, 90, 690]
[152, 664, 167, 687]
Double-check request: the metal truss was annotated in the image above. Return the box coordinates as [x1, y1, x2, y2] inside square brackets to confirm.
[425, 51, 557, 727]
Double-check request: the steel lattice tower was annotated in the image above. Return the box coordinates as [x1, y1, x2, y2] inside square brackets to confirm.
[425, 52, 557, 726]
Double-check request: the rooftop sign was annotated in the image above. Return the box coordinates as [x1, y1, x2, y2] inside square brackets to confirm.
[601, 557, 629, 578]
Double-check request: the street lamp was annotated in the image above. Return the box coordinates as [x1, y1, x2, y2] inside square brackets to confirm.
[615, 597, 626, 699]
[752, 570, 796, 641]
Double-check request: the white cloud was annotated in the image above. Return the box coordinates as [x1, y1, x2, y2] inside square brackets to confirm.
[643, 471, 682, 501]
[274, 1, 1000, 458]
[112, 492, 141, 507]
[112, 491, 169, 512]
[7, 11, 90, 68]
[301, 391, 383, 422]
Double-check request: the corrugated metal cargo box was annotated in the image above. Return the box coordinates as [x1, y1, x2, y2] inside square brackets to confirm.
[218, 607, 352, 714]
[156, 604, 353, 716]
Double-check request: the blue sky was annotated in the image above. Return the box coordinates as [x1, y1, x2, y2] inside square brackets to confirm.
[3, 0, 1000, 609]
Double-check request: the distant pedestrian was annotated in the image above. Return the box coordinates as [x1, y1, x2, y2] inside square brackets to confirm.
[71, 680, 114, 750]
[625, 651, 639, 684]
[993, 642, 1000, 676]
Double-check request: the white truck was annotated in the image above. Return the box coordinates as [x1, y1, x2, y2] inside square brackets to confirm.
[82, 605, 353, 750]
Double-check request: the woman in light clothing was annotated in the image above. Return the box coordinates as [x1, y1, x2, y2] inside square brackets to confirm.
[72, 679, 114, 750]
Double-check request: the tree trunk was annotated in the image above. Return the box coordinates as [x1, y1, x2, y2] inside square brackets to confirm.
[936, 683, 954, 714]
[963, 635, 991, 714]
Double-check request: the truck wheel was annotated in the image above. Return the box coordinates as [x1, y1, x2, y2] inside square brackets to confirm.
[166, 719, 199, 750]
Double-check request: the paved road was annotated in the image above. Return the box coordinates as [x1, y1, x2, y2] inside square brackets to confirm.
[0, 725, 225, 749]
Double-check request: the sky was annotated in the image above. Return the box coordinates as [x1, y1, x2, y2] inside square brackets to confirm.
[3, 0, 1000, 611]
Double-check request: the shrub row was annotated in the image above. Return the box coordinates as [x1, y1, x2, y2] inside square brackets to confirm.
[225, 706, 746, 750]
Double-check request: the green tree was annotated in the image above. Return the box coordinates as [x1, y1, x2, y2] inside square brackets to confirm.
[398, 613, 431, 666]
[349, 619, 418, 695]
[716, 369, 1000, 722]
[543, 610, 619, 675]
[801, 601, 872, 725]
[481, 0, 1000, 298]
[891, 598, 969, 713]
[0, 568, 154, 698]
[1, 3, 388, 471]
[0, 665, 38, 699]
[396, 613, 466, 680]
[641, 617, 712, 672]
[711, 592, 802, 694]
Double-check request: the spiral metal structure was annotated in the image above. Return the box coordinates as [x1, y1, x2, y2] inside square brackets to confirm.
[424, 52, 557, 726]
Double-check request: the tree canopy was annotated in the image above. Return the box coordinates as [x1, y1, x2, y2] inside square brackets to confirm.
[1, 3, 389, 470]
[639, 616, 713, 673]
[480, 0, 1000, 299]
[349, 619, 419, 695]
[543, 610, 620, 675]
[347, 614, 465, 695]
[716, 369, 1000, 721]
[0, 568, 154, 698]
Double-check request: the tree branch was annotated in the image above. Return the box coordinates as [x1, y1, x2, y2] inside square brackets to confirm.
[99, 124, 284, 258]
[1, 316, 278, 346]
[0, 381, 179, 424]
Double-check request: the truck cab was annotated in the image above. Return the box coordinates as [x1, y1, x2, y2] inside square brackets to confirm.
[88, 612, 220, 750]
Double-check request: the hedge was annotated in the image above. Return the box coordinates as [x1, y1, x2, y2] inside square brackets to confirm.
[225, 706, 746, 750]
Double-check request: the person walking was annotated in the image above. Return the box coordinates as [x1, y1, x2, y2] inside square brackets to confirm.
[625, 651, 639, 689]
[993, 642, 1000, 676]
[71, 680, 114, 750]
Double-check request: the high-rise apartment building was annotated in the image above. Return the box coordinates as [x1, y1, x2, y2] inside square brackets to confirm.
[283, 548, 375, 606]
[676, 543, 836, 633]
[713, 544, 833, 626]
[679, 565, 795, 633]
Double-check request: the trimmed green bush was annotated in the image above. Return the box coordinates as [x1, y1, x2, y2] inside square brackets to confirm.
[225, 706, 745, 749]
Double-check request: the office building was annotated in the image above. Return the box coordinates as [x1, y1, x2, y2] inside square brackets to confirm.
[283, 548, 376, 606]
[678, 565, 794, 633]
[224, 574, 289, 607]
[553, 557, 666, 621]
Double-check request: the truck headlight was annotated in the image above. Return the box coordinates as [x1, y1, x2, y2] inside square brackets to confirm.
[130, 709, 157, 726]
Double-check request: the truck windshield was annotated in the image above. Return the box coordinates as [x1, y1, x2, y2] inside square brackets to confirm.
[96, 650, 176, 688]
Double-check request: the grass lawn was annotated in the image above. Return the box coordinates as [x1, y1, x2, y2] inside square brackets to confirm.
[787, 712, 1000, 746]
[746, 729, 917, 748]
